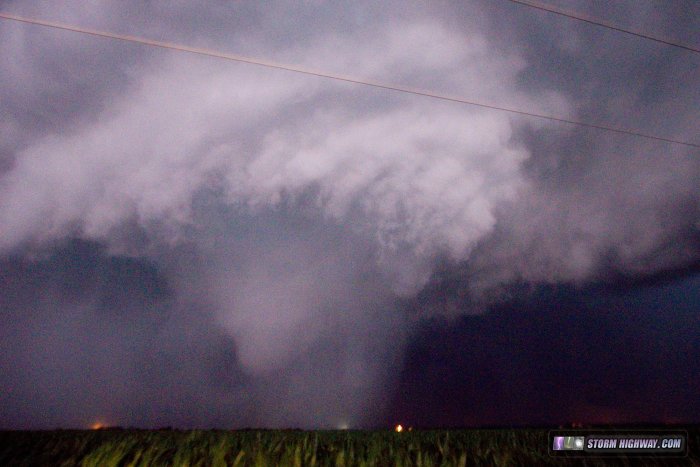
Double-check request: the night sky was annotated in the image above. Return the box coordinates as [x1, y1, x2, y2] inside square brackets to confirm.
[1, 1, 698, 429]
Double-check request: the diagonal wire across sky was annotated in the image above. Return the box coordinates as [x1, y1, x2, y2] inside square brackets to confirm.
[506, 0, 700, 54]
[0, 11, 698, 149]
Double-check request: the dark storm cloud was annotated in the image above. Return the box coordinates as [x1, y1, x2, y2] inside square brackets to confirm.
[0, 239, 249, 429]
[389, 274, 700, 426]
[390, 0, 699, 427]
[0, 0, 698, 429]
[417, 0, 700, 309]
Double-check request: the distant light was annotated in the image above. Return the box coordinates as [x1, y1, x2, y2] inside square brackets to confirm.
[338, 422, 349, 430]
[395, 424, 403, 433]
[91, 422, 104, 430]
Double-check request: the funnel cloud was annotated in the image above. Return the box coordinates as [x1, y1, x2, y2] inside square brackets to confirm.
[1, 0, 698, 428]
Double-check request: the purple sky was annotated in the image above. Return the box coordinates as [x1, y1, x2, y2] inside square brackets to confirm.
[0, 0, 698, 429]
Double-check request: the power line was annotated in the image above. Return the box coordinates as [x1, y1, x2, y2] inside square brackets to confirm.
[0, 11, 698, 149]
[506, 0, 700, 54]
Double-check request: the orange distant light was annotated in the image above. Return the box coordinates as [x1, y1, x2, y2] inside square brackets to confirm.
[91, 422, 104, 430]
[395, 424, 403, 433]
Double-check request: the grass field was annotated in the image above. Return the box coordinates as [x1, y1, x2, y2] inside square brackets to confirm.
[0, 427, 697, 466]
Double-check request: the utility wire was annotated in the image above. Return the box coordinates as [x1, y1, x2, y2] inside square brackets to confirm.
[0, 11, 698, 149]
[506, 0, 700, 54]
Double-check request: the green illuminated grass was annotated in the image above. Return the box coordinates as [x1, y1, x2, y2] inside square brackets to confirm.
[0, 428, 696, 466]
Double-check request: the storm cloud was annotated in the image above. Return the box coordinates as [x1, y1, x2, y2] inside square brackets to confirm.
[1, 0, 698, 428]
